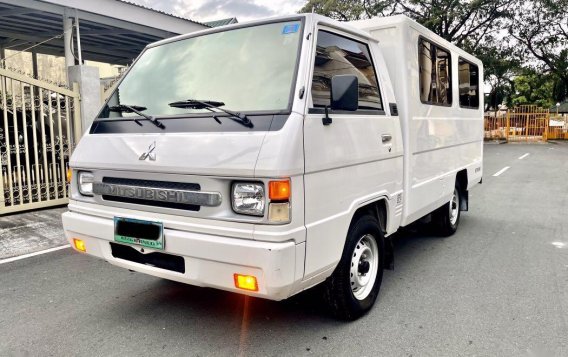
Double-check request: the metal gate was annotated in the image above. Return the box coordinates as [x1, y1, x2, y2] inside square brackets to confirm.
[485, 105, 551, 142]
[0, 67, 81, 215]
[507, 105, 549, 142]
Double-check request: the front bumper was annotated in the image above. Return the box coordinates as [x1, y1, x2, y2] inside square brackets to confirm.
[62, 211, 304, 300]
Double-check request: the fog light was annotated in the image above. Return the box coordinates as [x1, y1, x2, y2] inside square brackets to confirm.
[73, 238, 86, 252]
[268, 202, 290, 223]
[234, 274, 258, 291]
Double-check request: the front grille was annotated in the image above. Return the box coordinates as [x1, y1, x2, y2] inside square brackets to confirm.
[102, 177, 200, 191]
[110, 242, 185, 273]
[102, 195, 200, 211]
[99, 177, 201, 211]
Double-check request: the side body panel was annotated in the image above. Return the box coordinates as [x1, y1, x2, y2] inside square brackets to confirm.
[301, 22, 403, 284]
[351, 16, 484, 226]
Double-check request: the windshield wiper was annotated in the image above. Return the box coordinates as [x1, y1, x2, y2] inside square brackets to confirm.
[108, 104, 165, 129]
[168, 99, 253, 128]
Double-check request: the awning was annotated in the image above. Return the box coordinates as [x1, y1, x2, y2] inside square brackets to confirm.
[0, 0, 209, 65]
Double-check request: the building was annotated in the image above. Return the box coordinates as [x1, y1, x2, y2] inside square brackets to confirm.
[550, 101, 568, 118]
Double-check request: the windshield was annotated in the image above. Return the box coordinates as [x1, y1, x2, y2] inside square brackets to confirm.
[99, 21, 303, 119]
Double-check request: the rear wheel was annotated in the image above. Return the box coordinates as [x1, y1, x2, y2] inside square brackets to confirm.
[433, 185, 461, 236]
[324, 215, 385, 320]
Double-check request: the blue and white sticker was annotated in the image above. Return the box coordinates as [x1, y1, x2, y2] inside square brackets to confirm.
[282, 23, 300, 35]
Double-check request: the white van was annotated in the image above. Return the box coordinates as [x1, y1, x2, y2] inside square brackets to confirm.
[62, 14, 483, 320]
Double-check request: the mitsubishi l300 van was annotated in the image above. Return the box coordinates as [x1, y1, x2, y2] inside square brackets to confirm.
[63, 14, 483, 320]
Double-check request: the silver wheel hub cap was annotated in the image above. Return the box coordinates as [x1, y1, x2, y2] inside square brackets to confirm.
[449, 189, 459, 225]
[350, 234, 379, 301]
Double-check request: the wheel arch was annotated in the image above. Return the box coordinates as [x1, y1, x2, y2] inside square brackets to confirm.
[350, 197, 394, 270]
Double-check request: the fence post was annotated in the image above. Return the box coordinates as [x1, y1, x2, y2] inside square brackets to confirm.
[542, 110, 550, 141]
[525, 111, 529, 142]
[506, 110, 510, 142]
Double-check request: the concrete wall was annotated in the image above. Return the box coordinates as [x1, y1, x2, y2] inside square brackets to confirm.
[68, 65, 101, 134]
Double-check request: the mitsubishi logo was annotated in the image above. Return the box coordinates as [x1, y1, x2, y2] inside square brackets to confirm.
[139, 141, 156, 161]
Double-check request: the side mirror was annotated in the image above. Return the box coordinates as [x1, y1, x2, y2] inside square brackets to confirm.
[323, 75, 358, 125]
[331, 75, 358, 111]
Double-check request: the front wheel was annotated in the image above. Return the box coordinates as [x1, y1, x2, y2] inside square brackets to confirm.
[324, 215, 385, 320]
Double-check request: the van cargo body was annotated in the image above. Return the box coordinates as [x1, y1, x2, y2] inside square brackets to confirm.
[63, 14, 483, 320]
[350, 16, 484, 225]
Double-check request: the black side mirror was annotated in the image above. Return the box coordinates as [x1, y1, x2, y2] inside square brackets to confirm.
[331, 75, 359, 111]
[322, 75, 359, 125]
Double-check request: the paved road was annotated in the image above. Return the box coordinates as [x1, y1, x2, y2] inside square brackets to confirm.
[0, 207, 67, 259]
[1, 143, 567, 356]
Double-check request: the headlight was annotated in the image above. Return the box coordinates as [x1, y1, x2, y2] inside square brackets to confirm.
[78, 171, 94, 196]
[232, 182, 265, 216]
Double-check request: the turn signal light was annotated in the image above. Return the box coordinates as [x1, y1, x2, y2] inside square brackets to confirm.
[269, 180, 290, 201]
[234, 274, 258, 291]
[66, 168, 72, 183]
[73, 238, 86, 252]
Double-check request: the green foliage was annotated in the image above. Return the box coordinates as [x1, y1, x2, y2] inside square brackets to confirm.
[552, 78, 568, 103]
[300, 0, 369, 21]
[509, 0, 568, 99]
[474, 44, 521, 110]
[510, 71, 554, 108]
[301, 0, 517, 51]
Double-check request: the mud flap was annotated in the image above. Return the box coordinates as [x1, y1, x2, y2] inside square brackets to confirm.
[384, 236, 394, 270]
[460, 189, 469, 211]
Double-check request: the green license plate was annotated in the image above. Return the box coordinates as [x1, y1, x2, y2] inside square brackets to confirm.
[114, 217, 164, 250]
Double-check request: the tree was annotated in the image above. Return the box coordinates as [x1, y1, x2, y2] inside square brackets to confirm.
[509, 0, 568, 100]
[552, 77, 568, 103]
[300, 0, 370, 21]
[477, 44, 520, 110]
[300, 0, 518, 51]
[510, 70, 555, 108]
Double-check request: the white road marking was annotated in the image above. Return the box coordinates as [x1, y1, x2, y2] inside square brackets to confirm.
[493, 166, 510, 177]
[0, 245, 70, 265]
[518, 153, 530, 160]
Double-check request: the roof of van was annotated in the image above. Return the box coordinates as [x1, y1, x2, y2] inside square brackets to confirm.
[349, 15, 482, 65]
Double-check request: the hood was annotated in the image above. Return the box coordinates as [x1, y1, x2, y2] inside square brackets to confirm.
[70, 130, 267, 177]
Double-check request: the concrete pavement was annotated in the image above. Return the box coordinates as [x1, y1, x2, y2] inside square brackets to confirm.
[0, 143, 567, 356]
[0, 207, 67, 260]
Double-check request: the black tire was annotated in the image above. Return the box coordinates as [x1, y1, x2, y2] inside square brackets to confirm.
[432, 184, 461, 237]
[324, 215, 385, 320]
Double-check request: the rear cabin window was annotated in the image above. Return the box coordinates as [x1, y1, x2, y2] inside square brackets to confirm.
[311, 30, 383, 111]
[458, 58, 480, 108]
[418, 38, 452, 106]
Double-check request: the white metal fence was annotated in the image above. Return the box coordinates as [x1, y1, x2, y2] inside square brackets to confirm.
[0, 67, 81, 215]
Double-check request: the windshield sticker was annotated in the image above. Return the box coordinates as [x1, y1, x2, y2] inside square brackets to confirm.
[282, 23, 300, 35]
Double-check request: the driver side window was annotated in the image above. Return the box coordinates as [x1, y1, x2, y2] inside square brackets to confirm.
[311, 30, 383, 112]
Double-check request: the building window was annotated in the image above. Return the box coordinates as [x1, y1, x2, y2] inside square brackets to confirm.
[311, 30, 383, 111]
[458, 58, 479, 108]
[419, 38, 452, 105]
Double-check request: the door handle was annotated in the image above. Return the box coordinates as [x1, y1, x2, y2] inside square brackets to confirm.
[381, 134, 392, 143]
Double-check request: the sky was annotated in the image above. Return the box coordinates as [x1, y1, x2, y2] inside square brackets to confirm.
[128, 0, 307, 23]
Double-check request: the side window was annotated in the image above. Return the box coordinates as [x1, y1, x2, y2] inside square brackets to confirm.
[419, 38, 452, 105]
[458, 58, 479, 108]
[311, 30, 383, 111]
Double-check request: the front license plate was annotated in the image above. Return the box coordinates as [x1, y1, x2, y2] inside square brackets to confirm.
[114, 217, 164, 250]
